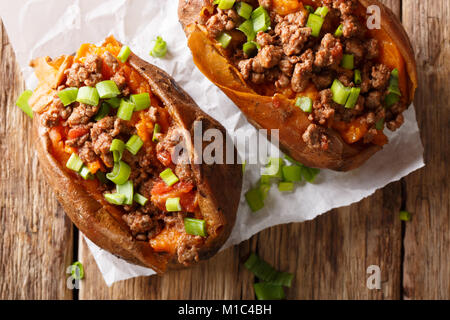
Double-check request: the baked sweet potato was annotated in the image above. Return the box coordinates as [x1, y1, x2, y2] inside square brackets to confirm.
[28, 36, 242, 272]
[178, 0, 418, 171]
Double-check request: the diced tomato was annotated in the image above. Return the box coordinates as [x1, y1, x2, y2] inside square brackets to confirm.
[151, 179, 197, 213]
[67, 126, 89, 139]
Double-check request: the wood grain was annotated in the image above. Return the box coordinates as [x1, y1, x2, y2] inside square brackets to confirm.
[401, 0, 450, 300]
[0, 21, 74, 299]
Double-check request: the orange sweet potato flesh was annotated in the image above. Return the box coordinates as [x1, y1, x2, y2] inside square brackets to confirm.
[178, 0, 418, 171]
[29, 36, 242, 272]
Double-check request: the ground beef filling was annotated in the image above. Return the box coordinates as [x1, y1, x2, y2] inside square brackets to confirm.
[203, 0, 407, 148]
[40, 53, 200, 265]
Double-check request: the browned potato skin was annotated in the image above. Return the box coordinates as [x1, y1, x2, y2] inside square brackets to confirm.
[32, 50, 242, 273]
[178, 0, 418, 171]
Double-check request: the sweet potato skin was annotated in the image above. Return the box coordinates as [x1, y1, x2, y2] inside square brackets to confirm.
[178, 0, 418, 171]
[32, 48, 242, 272]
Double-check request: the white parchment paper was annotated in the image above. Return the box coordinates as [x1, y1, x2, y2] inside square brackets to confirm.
[0, 0, 424, 286]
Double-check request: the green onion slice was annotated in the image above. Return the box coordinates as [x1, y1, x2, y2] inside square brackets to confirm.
[117, 45, 131, 63]
[117, 99, 135, 121]
[94, 102, 111, 121]
[385, 92, 400, 108]
[314, 6, 329, 18]
[243, 41, 259, 56]
[152, 123, 161, 142]
[259, 183, 271, 201]
[76, 86, 100, 106]
[110, 139, 126, 162]
[334, 24, 344, 37]
[278, 181, 294, 192]
[106, 160, 131, 185]
[104, 193, 126, 205]
[251, 6, 271, 33]
[254, 283, 285, 300]
[295, 96, 313, 113]
[160, 168, 179, 186]
[244, 253, 294, 287]
[117, 180, 133, 205]
[95, 80, 120, 99]
[345, 87, 361, 109]
[66, 153, 84, 172]
[399, 210, 412, 221]
[16, 90, 34, 118]
[217, 0, 235, 10]
[387, 68, 402, 96]
[166, 197, 182, 212]
[236, 1, 253, 20]
[245, 187, 265, 212]
[150, 36, 168, 58]
[301, 166, 320, 183]
[131, 93, 151, 111]
[375, 118, 385, 130]
[354, 69, 362, 85]
[282, 165, 302, 182]
[79, 166, 94, 180]
[217, 32, 233, 49]
[105, 97, 121, 109]
[184, 218, 207, 237]
[306, 13, 324, 37]
[70, 261, 84, 280]
[58, 87, 78, 107]
[125, 135, 144, 155]
[238, 20, 256, 42]
[341, 54, 354, 70]
[331, 79, 351, 105]
[133, 193, 148, 206]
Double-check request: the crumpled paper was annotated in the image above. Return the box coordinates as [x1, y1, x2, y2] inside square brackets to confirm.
[1, 0, 424, 286]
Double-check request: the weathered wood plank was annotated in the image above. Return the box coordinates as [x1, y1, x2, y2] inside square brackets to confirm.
[402, 0, 450, 299]
[0, 20, 74, 299]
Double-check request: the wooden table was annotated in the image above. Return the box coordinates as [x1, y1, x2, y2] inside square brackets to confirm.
[0, 0, 448, 300]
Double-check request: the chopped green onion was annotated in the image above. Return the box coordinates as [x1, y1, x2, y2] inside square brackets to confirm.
[243, 41, 258, 56]
[306, 13, 324, 37]
[184, 218, 207, 237]
[263, 157, 285, 178]
[238, 20, 256, 42]
[354, 69, 362, 85]
[334, 24, 344, 37]
[282, 165, 302, 182]
[399, 210, 412, 221]
[305, 5, 314, 13]
[251, 6, 271, 33]
[160, 168, 179, 186]
[375, 118, 385, 130]
[110, 139, 126, 162]
[58, 87, 78, 107]
[385, 92, 400, 108]
[117, 99, 135, 121]
[314, 6, 329, 18]
[76, 86, 99, 106]
[217, 32, 233, 49]
[95, 80, 120, 99]
[278, 182, 294, 192]
[341, 54, 354, 70]
[106, 97, 121, 109]
[331, 79, 351, 105]
[259, 183, 271, 200]
[301, 166, 320, 183]
[345, 87, 361, 109]
[245, 187, 265, 212]
[117, 45, 131, 63]
[152, 123, 161, 142]
[244, 253, 294, 287]
[150, 36, 168, 58]
[104, 193, 126, 205]
[295, 96, 313, 113]
[166, 197, 182, 212]
[133, 193, 148, 206]
[66, 153, 83, 172]
[15, 90, 34, 118]
[70, 261, 84, 280]
[79, 166, 94, 180]
[130, 93, 151, 111]
[254, 283, 285, 300]
[387, 68, 401, 96]
[236, 1, 253, 20]
[116, 180, 133, 205]
[95, 171, 108, 184]
[217, 0, 235, 10]
[125, 135, 144, 155]
[94, 102, 111, 121]
[260, 174, 271, 185]
[106, 160, 131, 185]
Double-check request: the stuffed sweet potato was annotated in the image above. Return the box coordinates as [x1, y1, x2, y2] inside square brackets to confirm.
[178, 0, 418, 171]
[28, 36, 242, 272]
